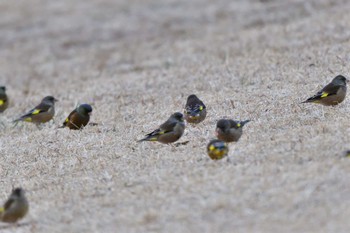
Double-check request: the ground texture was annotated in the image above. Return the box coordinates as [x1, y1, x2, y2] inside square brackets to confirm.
[0, 0, 350, 232]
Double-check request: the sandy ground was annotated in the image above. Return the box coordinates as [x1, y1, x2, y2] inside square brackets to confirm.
[0, 0, 350, 232]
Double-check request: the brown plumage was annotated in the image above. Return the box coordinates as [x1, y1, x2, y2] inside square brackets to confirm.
[184, 94, 207, 124]
[0, 188, 29, 223]
[216, 119, 250, 143]
[13, 96, 58, 124]
[138, 112, 185, 144]
[301, 75, 348, 106]
[61, 104, 92, 130]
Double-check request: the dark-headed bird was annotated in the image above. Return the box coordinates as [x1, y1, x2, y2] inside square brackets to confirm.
[216, 119, 250, 143]
[138, 112, 185, 144]
[207, 139, 229, 160]
[0, 188, 29, 223]
[13, 96, 58, 124]
[301, 75, 348, 106]
[184, 94, 206, 124]
[61, 104, 92, 130]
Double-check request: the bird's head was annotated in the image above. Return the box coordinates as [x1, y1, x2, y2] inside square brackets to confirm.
[77, 104, 93, 116]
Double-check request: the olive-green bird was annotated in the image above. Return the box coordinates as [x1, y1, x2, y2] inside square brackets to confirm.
[13, 96, 58, 124]
[0, 188, 29, 223]
[207, 139, 229, 160]
[301, 75, 348, 106]
[0, 86, 9, 113]
[61, 104, 92, 130]
[216, 119, 250, 143]
[138, 112, 185, 144]
[184, 94, 206, 124]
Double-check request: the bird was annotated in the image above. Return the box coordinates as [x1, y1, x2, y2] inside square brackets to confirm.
[13, 96, 58, 124]
[0, 86, 9, 113]
[207, 139, 229, 160]
[216, 119, 250, 142]
[61, 104, 92, 130]
[0, 188, 29, 223]
[138, 112, 185, 144]
[344, 150, 350, 157]
[301, 75, 348, 106]
[184, 94, 206, 124]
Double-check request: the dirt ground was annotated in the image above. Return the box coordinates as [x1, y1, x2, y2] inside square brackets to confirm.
[0, 0, 349, 232]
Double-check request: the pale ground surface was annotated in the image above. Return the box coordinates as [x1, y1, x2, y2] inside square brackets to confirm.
[0, 0, 349, 232]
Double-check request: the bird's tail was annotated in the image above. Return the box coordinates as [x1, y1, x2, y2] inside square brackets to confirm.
[137, 135, 158, 142]
[240, 120, 251, 126]
[12, 118, 22, 126]
[300, 99, 312, 104]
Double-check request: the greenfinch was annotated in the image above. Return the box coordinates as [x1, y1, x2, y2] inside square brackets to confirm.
[207, 139, 229, 160]
[184, 94, 206, 124]
[61, 104, 92, 130]
[0, 188, 29, 223]
[138, 112, 185, 144]
[216, 119, 250, 142]
[13, 96, 58, 124]
[0, 86, 9, 113]
[301, 75, 348, 106]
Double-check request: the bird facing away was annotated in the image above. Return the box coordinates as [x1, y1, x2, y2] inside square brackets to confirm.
[0, 188, 29, 223]
[301, 75, 348, 106]
[0, 86, 9, 113]
[61, 104, 92, 130]
[13, 96, 58, 124]
[216, 119, 250, 143]
[207, 139, 229, 160]
[138, 112, 185, 144]
[184, 94, 207, 124]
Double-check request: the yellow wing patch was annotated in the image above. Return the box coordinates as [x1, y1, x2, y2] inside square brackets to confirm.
[32, 109, 41, 115]
[24, 117, 32, 122]
[0, 207, 4, 213]
[209, 145, 215, 151]
[237, 123, 241, 127]
[65, 118, 69, 123]
[0, 100, 4, 106]
[320, 92, 329, 98]
[199, 106, 203, 111]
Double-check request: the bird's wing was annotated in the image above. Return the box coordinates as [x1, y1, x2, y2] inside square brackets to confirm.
[228, 120, 240, 129]
[186, 104, 205, 115]
[3, 197, 15, 211]
[159, 120, 177, 133]
[63, 109, 77, 126]
[318, 82, 341, 97]
[0, 94, 7, 106]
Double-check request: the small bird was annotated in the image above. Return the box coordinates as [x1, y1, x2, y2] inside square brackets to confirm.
[216, 119, 250, 142]
[0, 188, 29, 223]
[138, 112, 185, 144]
[184, 94, 207, 124]
[207, 139, 229, 160]
[301, 75, 348, 106]
[0, 86, 9, 113]
[13, 96, 58, 124]
[344, 150, 350, 157]
[61, 104, 92, 130]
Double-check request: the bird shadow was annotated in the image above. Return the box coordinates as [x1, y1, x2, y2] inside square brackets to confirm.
[0, 222, 31, 229]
